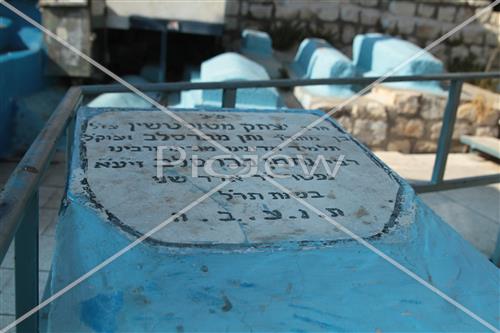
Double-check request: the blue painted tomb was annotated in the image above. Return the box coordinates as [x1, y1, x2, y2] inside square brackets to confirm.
[44, 106, 499, 332]
[180, 52, 283, 109]
[353, 33, 445, 93]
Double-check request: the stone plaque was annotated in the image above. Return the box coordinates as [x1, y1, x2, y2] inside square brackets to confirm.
[72, 108, 403, 246]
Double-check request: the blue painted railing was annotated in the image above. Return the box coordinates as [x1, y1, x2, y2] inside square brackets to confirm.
[0, 72, 499, 332]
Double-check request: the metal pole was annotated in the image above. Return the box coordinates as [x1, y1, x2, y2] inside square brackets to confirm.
[222, 88, 237, 108]
[431, 80, 463, 184]
[413, 174, 500, 193]
[15, 192, 39, 333]
[0, 87, 81, 262]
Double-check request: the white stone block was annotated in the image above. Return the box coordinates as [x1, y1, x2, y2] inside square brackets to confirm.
[353, 119, 387, 145]
[462, 25, 485, 45]
[437, 6, 457, 22]
[415, 18, 441, 39]
[340, 4, 360, 23]
[342, 24, 357, 44]
[389, 1, 416, 16]
[417, 4, 435, 18]
[317, 3, 340, 21]
[360, 8, 380, 25]
[397, 17, 415, 35]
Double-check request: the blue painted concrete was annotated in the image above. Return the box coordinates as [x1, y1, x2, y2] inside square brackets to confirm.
[241, 29, 273, 56]
[45, 107, 500, 332]
[290, 38, 333, 79]
[240, 29, 281, 79]
[0, 0, 46, 157]
[305, 48, 358, 97]
[180, 52, 283, 109]
[353, 33, 445, 93]
[290, 38, 358, 97]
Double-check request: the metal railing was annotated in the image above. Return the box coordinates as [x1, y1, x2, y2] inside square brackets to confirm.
[1, 72, 499, 332]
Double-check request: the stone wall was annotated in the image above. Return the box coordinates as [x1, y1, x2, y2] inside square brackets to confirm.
[298, 84, 500, 153]
[224, 0, 500, 70]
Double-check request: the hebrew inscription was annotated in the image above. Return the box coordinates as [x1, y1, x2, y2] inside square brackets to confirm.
[75, 110, 401, 245]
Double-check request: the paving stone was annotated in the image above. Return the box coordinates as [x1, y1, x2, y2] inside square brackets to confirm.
[0, 268, 15, 315]
[39, 235, 56, 272]
[420, 191, 500, 257]
[40, 208, 59, 235]
[0, 314, 16, 332]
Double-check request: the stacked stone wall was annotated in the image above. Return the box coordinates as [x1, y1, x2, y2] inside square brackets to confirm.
[225, 0, 500, 71]
[315, 85, 500, 153]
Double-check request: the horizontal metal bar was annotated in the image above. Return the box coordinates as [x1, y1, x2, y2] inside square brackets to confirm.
[80, 71, 500, 95]
[412, 174, 500, 193]
[0, 87, 82, 263]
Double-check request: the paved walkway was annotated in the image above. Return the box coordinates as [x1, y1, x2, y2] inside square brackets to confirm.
[0, 152, 499, 329]
[376, 152, 500, 256]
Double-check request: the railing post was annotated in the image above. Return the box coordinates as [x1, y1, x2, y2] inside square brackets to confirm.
[222, 88, 237, 108]
[431, 80, 463, 185]
[15, 191, 39, 333]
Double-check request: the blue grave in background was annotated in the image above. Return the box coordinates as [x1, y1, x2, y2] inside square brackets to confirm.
[241, 29, 273, 56]
[44, 106, 500, 332]
[240, 29, 282, 79]
[180, 52, 283, 109]
[289, 38, 333, 79]
[290, 38, 358, 97]
[353, 33, 445, 93]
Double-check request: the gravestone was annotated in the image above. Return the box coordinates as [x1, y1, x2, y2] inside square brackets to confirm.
[77, 109, 401, 245]
[46, 107, 499, 332]
[180, 53, 282, 109]
[241, 29, 273, 56]
[353, 33, 444, 93]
